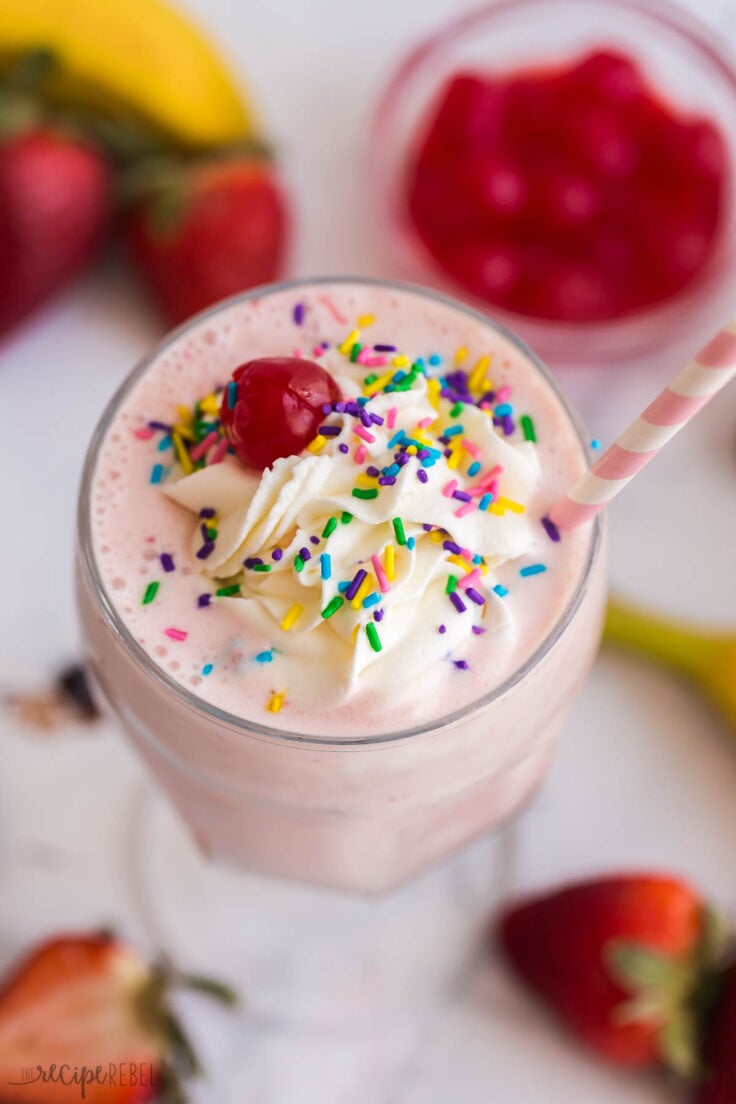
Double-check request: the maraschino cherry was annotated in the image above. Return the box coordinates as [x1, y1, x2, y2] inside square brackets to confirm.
[220, 356, 342, 470]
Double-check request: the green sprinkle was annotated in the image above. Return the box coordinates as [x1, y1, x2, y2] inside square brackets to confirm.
[350, 342, 362, 362]
[252, 563, 272, 572]
[341, 511, 353, 524]
[142, 581, 159, 605]
[352, 488, 379, 500]
[206, 526, 218, 540]
[294, 555, 305, 572]
[392, 517, 407, 546]
[446, 574, 458, 594]
[366, 622, 382, 653]
[322, 516, 338, 538]
[321, 595, 344, 619]
[363, 373, 378, 386]
[450, 401, 464, 418]
[216, 584, 241, 597]
[520, 415, 537, 443]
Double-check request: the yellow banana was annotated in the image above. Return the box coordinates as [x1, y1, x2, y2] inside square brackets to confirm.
[0, 0, 254, 149]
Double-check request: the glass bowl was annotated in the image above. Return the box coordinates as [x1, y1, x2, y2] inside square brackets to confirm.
[369, 0, 736, 366]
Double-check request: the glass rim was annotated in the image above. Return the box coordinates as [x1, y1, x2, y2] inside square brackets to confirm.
[368, 0, 736, 362]
[77, 275, 604, 747]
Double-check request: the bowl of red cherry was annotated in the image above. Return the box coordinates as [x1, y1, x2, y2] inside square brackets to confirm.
[370, 0, 736, 364]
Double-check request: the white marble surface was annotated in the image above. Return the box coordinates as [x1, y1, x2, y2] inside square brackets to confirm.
[2, 0, 736, 1100]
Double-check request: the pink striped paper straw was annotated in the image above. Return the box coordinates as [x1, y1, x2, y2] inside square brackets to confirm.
[550, 317, 736, 531]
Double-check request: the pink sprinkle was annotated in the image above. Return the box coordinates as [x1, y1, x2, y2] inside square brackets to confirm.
[442, 479, 458, 498]
[487, 479, 499, 498]
[487, 465, 503, 479]
[354, 425, 376, 444]
[318, 294, 347, 324]
[497, 385, 512, 401]
[190, 430, 220, 461]
[462, 438, 482, 460]
[292, 348, 303, 358]
[356, 347, 372, 365]
[363, 355, 388, 367]
[354, 444, 367, 464]
[312, 345, 324, 357]
[458, 568, 482, 590]
[417, 417, 434, 428]
[386, 407, 398, 429]
[134, 426, 154, 440]
[455, 502, 476, 518]
[209, 438, 230, 465]
[371, 554, 391, 593]
[165, 627, 188, 642]
[461, 546, 474, 559]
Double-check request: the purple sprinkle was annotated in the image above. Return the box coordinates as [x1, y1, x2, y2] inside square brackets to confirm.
[199, 507, 216, 519]
[503, 416, 515, 436]
[366, 465, 380, 477]
[417, 469, 429, 483]
[542, 516, 561, 542]
[466, 587, 486, 606]
[449, 591, 467, 614]
[345, 401, 362, 416]
[374, 609, 384, 622]
[160, 552, 175, 573]
[438, 624, 446, 634]
[452, 490, 472, 503]
[422, 523, 434, 531]
[319, 425, 341, 437]
[481, 390, 496, 404]
[148, 420, 173, 432]
[197, 593, 211, 608]
[493, 416, 504, 429]
[369, 412, 385, 426]
[443, 448, 452, 458]
[472, 625, 486, 635]
[360, 408, 373, 428]
[200, 522, 210, 541]
[417, 449, 430, 459]
[345, 568, 367, 601]
[438, 435, 451, 446]
[196, 542, 215, 560]
[454, 659, 470, 670]
[443, 540, 462, 555]
[298, 547, 312, 562]
[321, 340, 330, 349]
[244, 557, 263, 568]
[335, 402, 346, 413]
[374, 343, 397, 352]
[293, 302, 306, 325]
[378, 476, 397, 486]
[338, 443, 349, 454]
[309, 535, 320, 545]
[395, 453, 410, 467]
[272, 548, 283, 561]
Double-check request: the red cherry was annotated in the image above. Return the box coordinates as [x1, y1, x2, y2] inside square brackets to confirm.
[220, 357, 342, 470]
[533, 168, 601, 230]
[459, 153, 529, 219]
[426, 73, 509, 153]
[564, 105, 640, 179]
[568, 50, 645, 106]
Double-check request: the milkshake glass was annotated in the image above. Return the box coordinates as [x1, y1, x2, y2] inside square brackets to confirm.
[77, 277, 605, 896]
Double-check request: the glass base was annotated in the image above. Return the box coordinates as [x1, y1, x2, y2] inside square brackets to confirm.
[137, 788, 520, 1032]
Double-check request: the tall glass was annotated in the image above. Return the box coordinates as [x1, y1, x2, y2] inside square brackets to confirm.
[76, 277, 606, 896]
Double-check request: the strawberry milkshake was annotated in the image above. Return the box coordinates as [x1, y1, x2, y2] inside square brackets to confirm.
[77, 278, 605, 892]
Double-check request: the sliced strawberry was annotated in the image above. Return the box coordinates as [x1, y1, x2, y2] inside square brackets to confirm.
[498, 875, 705, 1070]
[0, 933, 236, 1104]
[127, 158, 289, 325]
[0, 129, 111, 339]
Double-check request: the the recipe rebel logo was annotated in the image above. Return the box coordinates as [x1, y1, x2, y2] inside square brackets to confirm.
[6, 1061, 157, 1098]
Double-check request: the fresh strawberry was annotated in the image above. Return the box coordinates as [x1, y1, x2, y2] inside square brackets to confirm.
[498, 874, 712, 1072]
[0, 128, 111, 339]
[0, 932, 236, 1103]
[695, 966, 736, 1103]
[126, 157, 289, 325]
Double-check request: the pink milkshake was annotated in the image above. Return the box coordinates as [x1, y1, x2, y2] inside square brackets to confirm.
[77, 278, 605, 892]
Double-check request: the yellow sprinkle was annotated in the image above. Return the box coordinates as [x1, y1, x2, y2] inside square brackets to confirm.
[482, 378, 494, 393]
[413, 430, 433, 446]
[351, 623, 361, 645]
[177, 404, 193, 426]
[447, 554, 474, 573]
[357, 313, 375, 327]
[454, 346, 468, 366]
[426, 377, 441, 406]
[281, 604, 303, 631]
[405, 445, 418, 456]
[384, 544, 396, 581]
[430, 530, 443, 543]
[469, 355, 491, 393]
[351, 574, 373, 609]
[199, 394, 221, 416]
[172, 432, 193, 474]
[489, 503, 505, 515]
[339, 329, 360, 354]
[363, 370, 394, 395]
[173, 423, 196, 442]
[447, 448, 461, 471]
[497, 497, 525, 514]
[355, 472, 378, 488]
[267, 690, 286, 714]
[393, 354, 410, 367]
[307, 434, 327, 454]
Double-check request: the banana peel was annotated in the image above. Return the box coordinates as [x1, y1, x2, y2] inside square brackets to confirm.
[604, 599, 736, 737]
[0, 0, 255, 151]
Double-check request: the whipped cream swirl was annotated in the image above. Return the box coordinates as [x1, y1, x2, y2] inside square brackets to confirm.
[163, 360, 541, 707]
